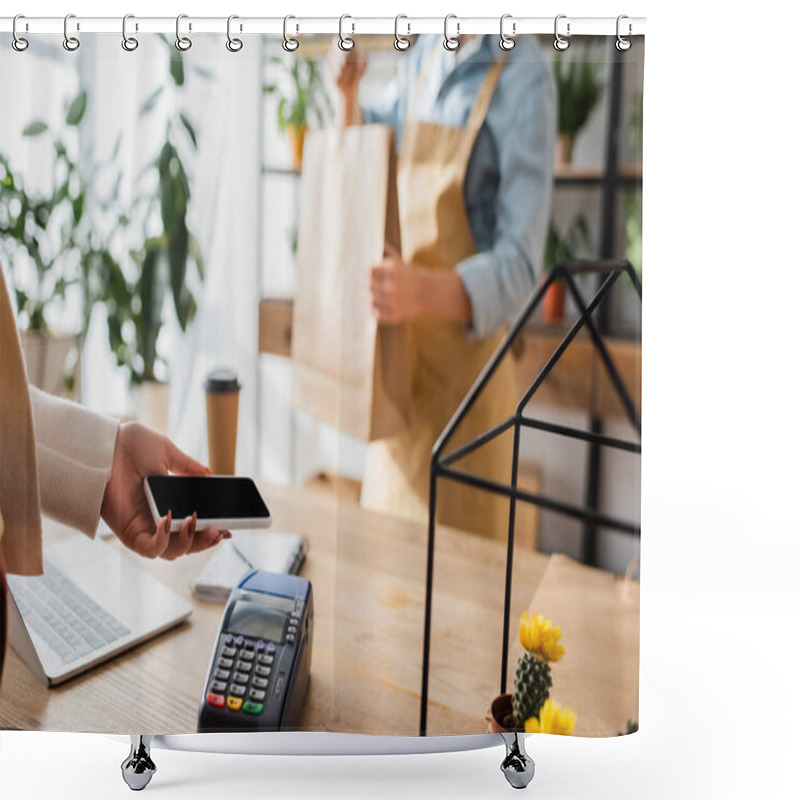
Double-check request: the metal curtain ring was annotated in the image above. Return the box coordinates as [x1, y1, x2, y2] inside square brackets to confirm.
[175, 14, 192, 51]
[282, 15, 299, 52]
[499, 14, 516, 51]
[12, 14, 29, 52]
[122, 14, 139, 51]
[226, 15, 243, 52]
[394, 14, 411, 51]
[63, 13, 80, 51]
[338, 14, 354, 51]
[616, 15, 632, 51]
[443, 14, 459, 51]
[553, 14, 570, 51]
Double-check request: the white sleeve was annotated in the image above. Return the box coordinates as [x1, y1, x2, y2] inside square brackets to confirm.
[29, 387, 119, 537]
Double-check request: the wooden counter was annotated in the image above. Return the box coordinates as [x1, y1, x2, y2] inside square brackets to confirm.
[0, 482, 549, 736]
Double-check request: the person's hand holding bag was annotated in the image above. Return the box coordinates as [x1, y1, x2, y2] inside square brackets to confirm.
[326, 36, 365, 126]
[101, 422, 231, 560]
[370, 242, 473, 325]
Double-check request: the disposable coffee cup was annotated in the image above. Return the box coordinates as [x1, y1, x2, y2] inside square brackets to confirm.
[204, 368, 241, 475]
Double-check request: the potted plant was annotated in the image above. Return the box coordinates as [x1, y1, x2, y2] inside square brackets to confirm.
[489, 612, 577, 736]
[265, 56, 332, 171]
[91, 36, 206, 432]
[0, 90, 113, 398]
[541, 214, 591, 324]
[552, 45, 604, 166]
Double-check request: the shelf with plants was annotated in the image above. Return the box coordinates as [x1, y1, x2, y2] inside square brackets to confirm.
[542, 38, 643, 567]
[542, 36, 643, 333]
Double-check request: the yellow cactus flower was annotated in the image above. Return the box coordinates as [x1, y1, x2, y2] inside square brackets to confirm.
[524, 698, 577, 736]
[518, 612, 565, 662]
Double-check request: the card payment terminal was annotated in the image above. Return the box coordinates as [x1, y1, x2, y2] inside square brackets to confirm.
[197, 570, 313, 732]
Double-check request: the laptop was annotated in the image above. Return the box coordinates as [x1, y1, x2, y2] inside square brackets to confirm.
[5, 534, 192, 687]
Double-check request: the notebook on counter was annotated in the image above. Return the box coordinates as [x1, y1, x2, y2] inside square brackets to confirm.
[192, 530, 308, 603]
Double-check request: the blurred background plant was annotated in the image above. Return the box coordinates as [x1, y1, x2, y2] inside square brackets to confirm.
[0, 88, 115, 395]
[1, 90, 95, 333]
[95, 34, 207, 387]
[541, 214, 592, 324]
[545, 214, 592, 273]
[624, 192, 642, 278]
[0, 36, 206, 411]
[624, 92, 643, 280]
[552, 44, 604, 165]
[264, 56, 332, 170]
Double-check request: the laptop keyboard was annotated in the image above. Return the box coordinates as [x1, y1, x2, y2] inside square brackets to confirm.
[8, 559, 131, 665]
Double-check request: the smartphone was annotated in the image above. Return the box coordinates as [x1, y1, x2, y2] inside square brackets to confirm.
[144, 475, 272, 532]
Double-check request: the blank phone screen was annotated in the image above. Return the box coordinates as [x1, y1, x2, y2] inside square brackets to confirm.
[147, 476, 270, 520]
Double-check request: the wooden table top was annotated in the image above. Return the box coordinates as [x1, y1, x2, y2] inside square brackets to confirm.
[0, 482, 550, 736]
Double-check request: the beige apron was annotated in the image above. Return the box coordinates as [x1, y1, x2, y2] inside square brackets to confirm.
[361, 54, 516, 540]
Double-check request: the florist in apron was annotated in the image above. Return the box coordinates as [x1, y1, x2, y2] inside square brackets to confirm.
[334, 34, 555, 539]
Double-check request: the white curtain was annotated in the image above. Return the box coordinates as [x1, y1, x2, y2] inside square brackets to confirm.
[2, 35, 261, 473]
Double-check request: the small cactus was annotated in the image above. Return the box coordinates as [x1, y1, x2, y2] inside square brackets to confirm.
[513, 651, 552, 728]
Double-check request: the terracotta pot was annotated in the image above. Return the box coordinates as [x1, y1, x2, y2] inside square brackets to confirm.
[19, 329, 82, 399]
[488, 693, 520, 734]
[542, 279, 567, 324]
[289, 125, 307, 172]
[557, 134, 575, 166]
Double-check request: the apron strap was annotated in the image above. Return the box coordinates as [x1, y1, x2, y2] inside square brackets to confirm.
[405, 45, 442, 127]
[402, 43, 508, 166]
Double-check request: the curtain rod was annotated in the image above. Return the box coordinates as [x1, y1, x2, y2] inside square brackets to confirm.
[0, 16, 646, 38]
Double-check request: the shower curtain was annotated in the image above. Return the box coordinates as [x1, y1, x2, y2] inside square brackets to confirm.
[0, 23, 642, 742]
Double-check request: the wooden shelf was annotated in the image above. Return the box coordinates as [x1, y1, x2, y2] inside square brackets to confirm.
[263, 162, 643, 184]
[555, 163, 642, 186]
[262, 164, 300, 177]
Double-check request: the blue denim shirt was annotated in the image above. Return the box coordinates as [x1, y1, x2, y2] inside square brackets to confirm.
[364, 34, 556, 338]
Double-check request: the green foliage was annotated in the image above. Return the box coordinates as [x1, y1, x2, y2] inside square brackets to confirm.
[0, 89, 109, 334]
[552, 47, 604, 137]
[544, 214, 591, 272]
[22, 120, 48, 137]
[169, 48, 185, 87]
[0, 37, 208, 386]
[264, 56, 332, 133]
[624, 191, 642, 279]
[512, 652, 552, 729]
[65, 90, 87, 126]
[107, 34, 206, 383]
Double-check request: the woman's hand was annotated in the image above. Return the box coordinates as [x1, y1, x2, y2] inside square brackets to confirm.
[101, 422, 231, 560]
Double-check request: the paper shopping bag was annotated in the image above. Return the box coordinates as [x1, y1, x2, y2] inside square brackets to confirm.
[291, 125, 411, 441]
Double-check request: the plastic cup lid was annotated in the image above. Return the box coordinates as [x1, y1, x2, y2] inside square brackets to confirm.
[204, 368, 241, 393]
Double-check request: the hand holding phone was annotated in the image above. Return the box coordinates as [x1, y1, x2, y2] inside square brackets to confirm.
[101, 421, 228, 560]
[144, 475, 272, 532]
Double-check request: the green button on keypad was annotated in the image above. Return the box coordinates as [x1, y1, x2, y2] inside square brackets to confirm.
[243, 701, 264, 715]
